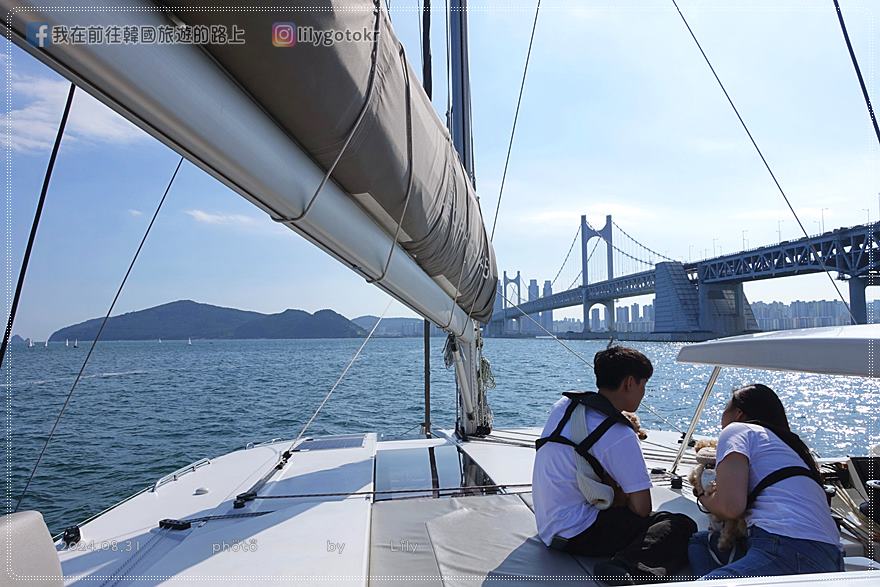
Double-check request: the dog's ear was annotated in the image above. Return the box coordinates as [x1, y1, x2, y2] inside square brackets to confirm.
[621, 411, 642, 435]
[689, 464, 705, 493]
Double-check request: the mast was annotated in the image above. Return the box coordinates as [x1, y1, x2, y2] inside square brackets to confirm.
[449, 0, 476, 184]
[448, 0, 491, 438]
[423, 0, 433, 438]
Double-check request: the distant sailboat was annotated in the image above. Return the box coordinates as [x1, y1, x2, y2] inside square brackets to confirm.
[158, 338, 162, 344]
[44, 340, 48, 348]
[27, 338, 33, 348]
[187, 338, 192, 345]
[65, 339, 69, 347]
[73, 339, 78, 348]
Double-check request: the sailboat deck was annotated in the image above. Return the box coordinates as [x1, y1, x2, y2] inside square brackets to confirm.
[53, 429, 876, 586]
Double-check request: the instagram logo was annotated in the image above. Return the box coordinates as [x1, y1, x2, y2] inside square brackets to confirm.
[272, 22, 296, 47]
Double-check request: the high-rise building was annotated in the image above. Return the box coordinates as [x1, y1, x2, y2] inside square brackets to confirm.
[553, 317, 583, 333]
[615, 306, 630, 331]
[750, 299, 852, 331]
[523, 279, 539, 334]
[591, 307, 601, 331]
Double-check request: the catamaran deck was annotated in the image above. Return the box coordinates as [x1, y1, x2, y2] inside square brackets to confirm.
[53, 429, 877, 586]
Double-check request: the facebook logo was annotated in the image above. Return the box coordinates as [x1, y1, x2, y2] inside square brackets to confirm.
[26, 23, 51, 47]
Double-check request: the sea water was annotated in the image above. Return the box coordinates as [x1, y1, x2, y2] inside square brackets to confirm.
[4, 338, 878, 533]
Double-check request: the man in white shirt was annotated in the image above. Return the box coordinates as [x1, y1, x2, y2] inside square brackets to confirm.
[532, 346, 697, 585]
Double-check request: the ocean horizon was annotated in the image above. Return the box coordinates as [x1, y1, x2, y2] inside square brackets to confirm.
[6, 337, 878, 534]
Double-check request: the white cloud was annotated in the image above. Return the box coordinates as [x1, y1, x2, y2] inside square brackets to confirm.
[128, 209, 143, 217]
[184, 209, 259, 226]
[2, 74, 146, 153]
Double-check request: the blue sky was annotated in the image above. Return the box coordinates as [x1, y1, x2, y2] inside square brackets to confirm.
[4, 0, 879, 340]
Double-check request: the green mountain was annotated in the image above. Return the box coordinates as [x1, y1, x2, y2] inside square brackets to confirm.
[233, 309, 366, 339]
[49, 300, 366, 341]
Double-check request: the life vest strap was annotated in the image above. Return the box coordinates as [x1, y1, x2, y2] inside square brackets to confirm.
[535, 392, 633, 480]
[747, 466, 820, 505]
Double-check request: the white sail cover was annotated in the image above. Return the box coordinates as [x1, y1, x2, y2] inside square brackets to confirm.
[2, 0, 497, 324]
[162, 0, 496, 321]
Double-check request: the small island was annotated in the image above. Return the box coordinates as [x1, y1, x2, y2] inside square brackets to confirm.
[48, 300, 367, 341]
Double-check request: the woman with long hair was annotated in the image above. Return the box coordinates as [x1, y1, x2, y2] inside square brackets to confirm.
[688, 384, 843, 578]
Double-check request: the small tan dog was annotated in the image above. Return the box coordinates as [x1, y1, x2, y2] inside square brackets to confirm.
[622, 411, 647, 440]
[689, 439, 748, 553]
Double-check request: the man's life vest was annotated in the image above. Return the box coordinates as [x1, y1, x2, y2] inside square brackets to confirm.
[535, 392, 639, 510]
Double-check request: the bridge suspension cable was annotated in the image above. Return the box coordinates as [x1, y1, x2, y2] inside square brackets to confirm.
[583, 218, 656, 272]
[498, 290, 685, 434]
[566, 236, 601, 290]
[607, 236, 654, 270]
[550, 224, 581, 288]
[611, 219, 678, 263]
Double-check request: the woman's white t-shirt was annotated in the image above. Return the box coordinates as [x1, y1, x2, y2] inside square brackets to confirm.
[532, 396, 652, 546]
[716, 422, 839, 546]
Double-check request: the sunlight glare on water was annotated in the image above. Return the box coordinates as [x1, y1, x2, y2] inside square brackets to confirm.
[6, 337, 878, 533]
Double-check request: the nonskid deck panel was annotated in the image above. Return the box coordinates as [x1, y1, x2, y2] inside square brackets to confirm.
[53, 428, 876, 586]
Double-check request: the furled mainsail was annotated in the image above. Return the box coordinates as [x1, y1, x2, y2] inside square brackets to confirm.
[164, 0, 497, 322]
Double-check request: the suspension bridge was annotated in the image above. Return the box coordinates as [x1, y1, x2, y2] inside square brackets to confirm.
[487, 215, 880, 341]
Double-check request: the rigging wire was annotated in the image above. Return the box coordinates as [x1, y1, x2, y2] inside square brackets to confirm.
[550, 225, 581, 288]
[15, 155, 185, 512]
[232, 300, 394, 509]
[1, 83, 75, 371]
[274, 6, 382, 227]
[366, 43, 416, 285]
[833, 0, 880, 145]
[499, 291, 684, 434]
[289, 299, 393, 447]
[383, 421, 423, 439]
[417, 0, 424, 75]
[489, 0, 541, 242]
[444, 0, 452, 129]
[669, 0, 856, 323]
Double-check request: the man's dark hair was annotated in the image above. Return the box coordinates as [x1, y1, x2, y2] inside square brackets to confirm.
[594, 346, 653, 390]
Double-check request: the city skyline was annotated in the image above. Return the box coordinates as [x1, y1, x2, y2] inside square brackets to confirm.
[12, 295, 869, 342]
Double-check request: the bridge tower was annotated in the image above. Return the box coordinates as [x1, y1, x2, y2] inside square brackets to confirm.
[581, 215, 615, 332]
[502, 270, 522, 334]
[848, 276, 868, 324]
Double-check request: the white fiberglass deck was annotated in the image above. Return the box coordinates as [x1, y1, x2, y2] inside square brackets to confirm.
[50, 429, 877, 586]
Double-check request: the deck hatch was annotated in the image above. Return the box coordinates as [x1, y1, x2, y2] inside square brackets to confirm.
[294, 434, 366, 451]
[374, 444, 497, 500]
